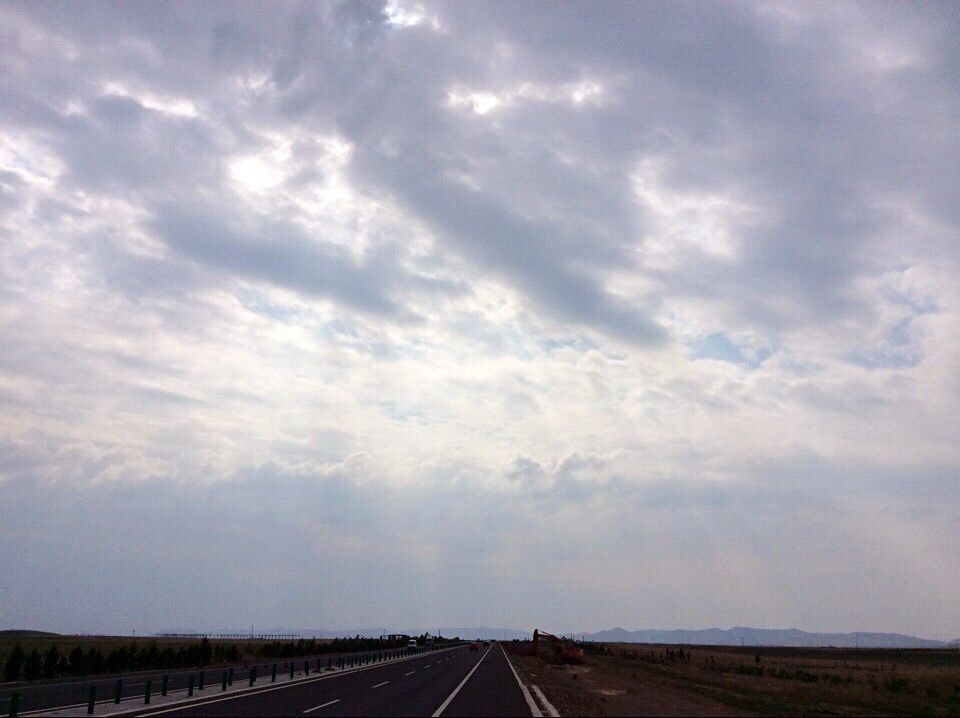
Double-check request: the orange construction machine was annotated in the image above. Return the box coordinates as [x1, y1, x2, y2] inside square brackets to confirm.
[531, 629, 584, 664]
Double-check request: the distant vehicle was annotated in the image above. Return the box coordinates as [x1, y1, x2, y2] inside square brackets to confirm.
[470, 642, 480, 651]
[407, 639, 418, 651]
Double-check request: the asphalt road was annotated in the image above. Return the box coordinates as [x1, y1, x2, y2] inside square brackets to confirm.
[2, 647, 420, 715]
[115, 643, 533, 717]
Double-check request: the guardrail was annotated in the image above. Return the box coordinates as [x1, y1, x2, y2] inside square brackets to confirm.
[1, 643, 455, 716]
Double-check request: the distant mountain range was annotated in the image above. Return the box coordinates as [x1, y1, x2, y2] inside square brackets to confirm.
[196, 626, 954, 648]
[579, 626, 950, 648]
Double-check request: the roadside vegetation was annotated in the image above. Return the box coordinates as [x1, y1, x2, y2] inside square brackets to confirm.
[600, 643, 960, 715]
[0, 631, 415, 683]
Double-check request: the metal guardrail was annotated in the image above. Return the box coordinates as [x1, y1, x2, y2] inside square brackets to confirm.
[1, 643, 458, 716]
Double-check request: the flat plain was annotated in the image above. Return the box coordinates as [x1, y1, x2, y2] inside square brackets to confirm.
[505, 641, 960, 716]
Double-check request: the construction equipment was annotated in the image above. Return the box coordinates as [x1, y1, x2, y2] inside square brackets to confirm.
[531, 629, 584, 664]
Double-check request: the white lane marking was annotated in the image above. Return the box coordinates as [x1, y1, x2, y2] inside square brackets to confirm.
[405, 671, 416, 676]
[425, 664, 432, 668]
[531, 684, 560, 717]
[431, 643, 493, 717]
[304, 698, 340, 713]
[500, 642, 542, 718]
[372, 680, 390, 689]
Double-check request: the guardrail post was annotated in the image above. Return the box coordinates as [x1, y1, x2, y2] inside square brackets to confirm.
[304, 659, 309, 676]
[271, 664, 277, 682]
[9, 692, 20, 718]
[290, 662, 294, 679]
[327, 657, 332, 670]
[188, 675, 194, 697]
[198, 670, 204, 691]
[249, 666, 257, 686]
[162, 674, 168, 696]
[114, 679, 123, 704]
[228, 667, 234, 686]
[222, 671, 228, 691]
[144, 679, 152, 705]
[87, 685, 96, 715]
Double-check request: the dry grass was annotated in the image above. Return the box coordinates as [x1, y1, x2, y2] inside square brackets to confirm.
[593, 642, 960, 716]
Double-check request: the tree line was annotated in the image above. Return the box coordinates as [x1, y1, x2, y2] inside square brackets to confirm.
[2, 635, 425, 682]
[1, 639, 242, 682]
[256, 636, 407, 659]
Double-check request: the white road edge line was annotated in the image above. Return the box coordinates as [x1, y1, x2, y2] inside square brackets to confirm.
[303, 698, 340, 713]
[371, 680, 390, 688]
[500, 643, 543, 718]
[405, 671, 416, 676]
[431, 643, 493, 717]
[530, 684, 560, 718]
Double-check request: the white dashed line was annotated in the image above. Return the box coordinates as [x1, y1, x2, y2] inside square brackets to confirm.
[432, 643, 494, 717]
[405, 670, 416, 676]
[304, 698, 340, 713]
[372, 681, 390, 689]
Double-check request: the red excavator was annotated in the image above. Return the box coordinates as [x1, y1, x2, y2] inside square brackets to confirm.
[531, 629, 584, 664]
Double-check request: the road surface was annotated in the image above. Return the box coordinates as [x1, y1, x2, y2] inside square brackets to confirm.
[115, 643, 534, 717]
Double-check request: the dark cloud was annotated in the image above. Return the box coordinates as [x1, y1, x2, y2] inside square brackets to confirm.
[151, 205, 403, 316]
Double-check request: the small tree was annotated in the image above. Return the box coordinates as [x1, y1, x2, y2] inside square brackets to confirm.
[200, 637, 213, 666]
[23, 648, 43, 681]
[45, 644, 63, 678]
[3, 644, 25, 681]
[69, 645, 88, 676]
[88, 647, 106, 675]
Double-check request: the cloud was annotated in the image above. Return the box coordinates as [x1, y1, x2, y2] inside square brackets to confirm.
[151, 205, 403, 316]
[0, 0, 958, 638]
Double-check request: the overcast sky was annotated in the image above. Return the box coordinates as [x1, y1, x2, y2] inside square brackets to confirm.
[1, 1, 958, 640]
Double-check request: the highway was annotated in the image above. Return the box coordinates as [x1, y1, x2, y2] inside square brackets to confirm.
[111, 643, 536, 717]
[2, 646, 428, 716]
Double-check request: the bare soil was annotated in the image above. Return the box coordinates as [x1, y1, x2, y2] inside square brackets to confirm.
[504, 641, 744, 716]
[503, 641, 960, 717]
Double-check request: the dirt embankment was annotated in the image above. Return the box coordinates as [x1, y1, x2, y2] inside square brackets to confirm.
[503, 641, 745, 717]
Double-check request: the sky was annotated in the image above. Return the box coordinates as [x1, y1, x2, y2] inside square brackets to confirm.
[1, 1, 958, 640]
